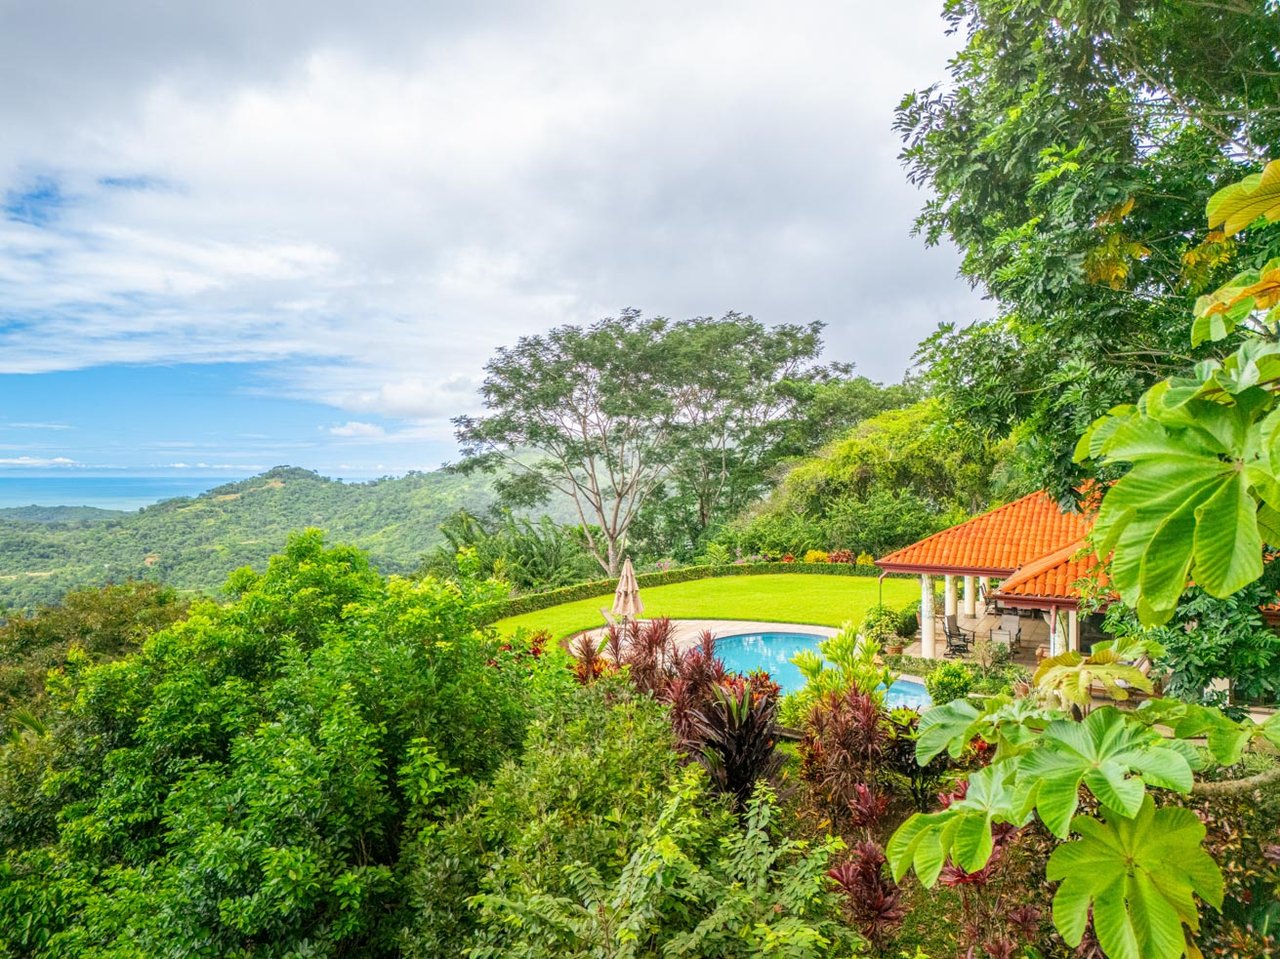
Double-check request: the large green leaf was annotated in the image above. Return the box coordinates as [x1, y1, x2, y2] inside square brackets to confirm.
[1047, 797, 1224, 959]
[1206, 159, 1280, 235]
[914, 696, 1059, 765]
[1080, 386, 1272, 623]
[1018, 708, 1194, 838]
[887, 765, 1028, 884]
[1033, 648, 1153, 707]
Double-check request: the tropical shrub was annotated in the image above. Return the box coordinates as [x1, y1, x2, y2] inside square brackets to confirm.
[0, 531, 538, 959]
[421, 509, 598, 592]
[468, 783, 861, 958]
[1102, 576, 1280, 709]
[923, 660, 974, 704]
[859, 603, 901, 644]
[889, 678, 1280, 958]
[402, 677, 683, 955]
[800, 688, 891, 828]
[882, 708, 954, 813]
[803, 548, 830, 564]
[779, 622, 894, 728]
[827, 840, 906, 950]
[691, 679, 782, 812]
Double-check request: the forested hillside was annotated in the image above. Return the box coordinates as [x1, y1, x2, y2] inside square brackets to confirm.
[0, 466, 538, 610]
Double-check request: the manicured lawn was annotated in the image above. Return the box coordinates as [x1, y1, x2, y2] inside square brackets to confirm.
[493, 573, 919, 638]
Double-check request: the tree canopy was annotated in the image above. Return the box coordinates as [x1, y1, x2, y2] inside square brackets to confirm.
[898, 0, 1280, 498]
[456, 310, 839, 573]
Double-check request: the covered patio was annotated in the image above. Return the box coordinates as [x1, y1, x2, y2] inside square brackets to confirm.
[876, 492, 1097, 660]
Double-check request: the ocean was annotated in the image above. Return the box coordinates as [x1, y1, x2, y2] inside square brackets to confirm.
[0, 476, 243, 512]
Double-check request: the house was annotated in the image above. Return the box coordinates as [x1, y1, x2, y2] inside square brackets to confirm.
[876, 491, 1099, 659]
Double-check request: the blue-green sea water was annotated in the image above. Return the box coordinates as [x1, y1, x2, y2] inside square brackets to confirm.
[0, 476, 241, 512]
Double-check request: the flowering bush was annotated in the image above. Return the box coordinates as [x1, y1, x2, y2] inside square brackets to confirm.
[856, 551, 875, 566]
[782, 553, 795, 563]
[803, 549, 831, 564]
[829, 549, 854, 564]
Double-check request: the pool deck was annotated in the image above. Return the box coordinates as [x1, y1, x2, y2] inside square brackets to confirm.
[574, 618, 840, 652]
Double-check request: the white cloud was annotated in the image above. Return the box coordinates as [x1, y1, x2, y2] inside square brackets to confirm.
[0, 1, 986, 432]
[328, 421, 385, 438]
[0, 456, 79, 467]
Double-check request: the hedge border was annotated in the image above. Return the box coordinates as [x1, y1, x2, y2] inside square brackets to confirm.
[479, 561, 883, 624]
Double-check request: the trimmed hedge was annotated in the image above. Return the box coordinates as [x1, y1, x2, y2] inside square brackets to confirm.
[480, 562, 883, 624]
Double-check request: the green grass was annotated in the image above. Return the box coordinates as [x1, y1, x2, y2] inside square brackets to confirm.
[493, 573, 919, 638]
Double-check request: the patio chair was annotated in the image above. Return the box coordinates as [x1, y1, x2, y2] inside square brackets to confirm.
[943, 614, 974, 657]
[989, 612, 1023, 653]
[978, 582, 1000, 616]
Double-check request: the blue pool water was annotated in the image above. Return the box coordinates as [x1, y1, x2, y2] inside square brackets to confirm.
[714, 631, 932, 708]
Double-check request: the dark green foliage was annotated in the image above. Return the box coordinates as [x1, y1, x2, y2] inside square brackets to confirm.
[402, 678, 685, 955]
[0, 466, 562, 611]
[883, 709, 954, 813]
[1103, 570, 1280, 710]
[420, 509, 597, 591]
[898, 0, 1280, 496]
[0, 581, 189, 737]
[465, 783, 859, 959]
[726, 401, 1006, 558]
[0, 530, 539, 958]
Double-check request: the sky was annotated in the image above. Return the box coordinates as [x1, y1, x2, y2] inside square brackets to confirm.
[0, 0, 987, 478]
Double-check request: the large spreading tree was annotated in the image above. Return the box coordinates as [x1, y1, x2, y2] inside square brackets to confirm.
[454, 310, 835, 574]
[898, 0, 1280, 499]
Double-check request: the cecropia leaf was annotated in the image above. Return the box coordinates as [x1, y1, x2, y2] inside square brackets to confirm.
[1047, 797, 1223, 959]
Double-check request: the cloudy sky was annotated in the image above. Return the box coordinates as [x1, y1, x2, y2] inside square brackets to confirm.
[0, 0, 986, 478]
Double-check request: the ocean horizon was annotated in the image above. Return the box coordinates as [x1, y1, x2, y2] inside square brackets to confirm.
[0, 475, 249, 511]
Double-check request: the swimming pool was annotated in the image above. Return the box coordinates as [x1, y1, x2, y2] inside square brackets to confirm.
[714, 631, 931, 709]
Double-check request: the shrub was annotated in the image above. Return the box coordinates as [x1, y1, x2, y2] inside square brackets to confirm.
[895, 603, 919, 638]
[924, 660, 975, 704]
[780, 624, 894, 729]
[800, 688, 891, 827]
[859, 603, 900, 644]
[829, 549, 854, 564]
[856, 551, 875, 566]
[402, 678, 685, 955]
[691, 679, 782, 811]
[803, 549, 831, 564]
[467, 784, 860, 957]
[828, 840, 906, 950]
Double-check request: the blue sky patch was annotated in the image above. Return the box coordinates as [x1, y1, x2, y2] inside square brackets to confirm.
[4, 176, 66, 227]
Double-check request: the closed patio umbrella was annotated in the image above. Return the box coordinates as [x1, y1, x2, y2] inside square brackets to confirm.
[611, 557, 644, 622]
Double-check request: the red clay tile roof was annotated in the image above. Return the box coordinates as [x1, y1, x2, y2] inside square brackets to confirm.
[876, 491, 1092, 576]
[994, 541, 1106, 608]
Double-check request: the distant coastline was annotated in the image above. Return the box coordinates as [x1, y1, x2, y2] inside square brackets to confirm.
[0, 476, 246, 512]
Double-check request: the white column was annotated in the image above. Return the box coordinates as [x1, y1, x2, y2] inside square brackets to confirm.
[921, 575, 936, 659]
[1068, 608, 1079, 653]
[963, 576, 976, 617]
[944, 574, 958, 617]
[1047, 608, 1059, 657]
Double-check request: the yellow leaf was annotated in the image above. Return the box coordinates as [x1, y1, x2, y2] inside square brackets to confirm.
[1207, 160, 1280, 235]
